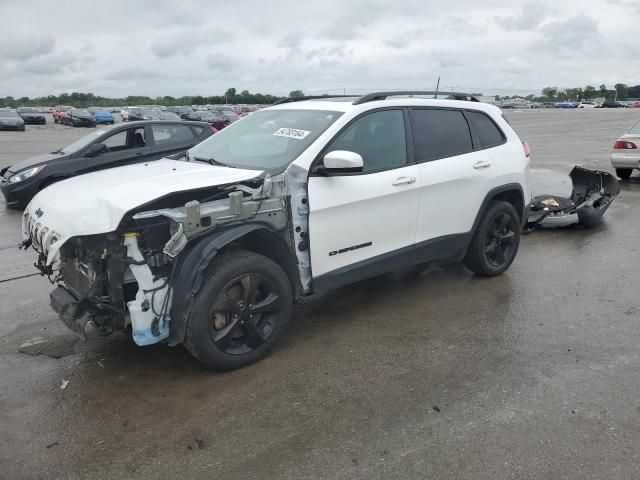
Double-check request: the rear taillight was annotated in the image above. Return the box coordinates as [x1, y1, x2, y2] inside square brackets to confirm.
[614, 139, 637, 149]
[522, 141, 531, 157]
[211, 127, 218, 134]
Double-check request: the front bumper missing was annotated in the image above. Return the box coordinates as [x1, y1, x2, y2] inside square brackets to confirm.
[525, 166, 620, 231]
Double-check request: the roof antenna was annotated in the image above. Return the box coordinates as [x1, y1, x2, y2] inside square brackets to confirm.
[435, 77, 440, 99]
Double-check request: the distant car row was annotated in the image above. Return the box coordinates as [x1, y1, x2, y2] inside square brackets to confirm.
[501, 100, 640, 109]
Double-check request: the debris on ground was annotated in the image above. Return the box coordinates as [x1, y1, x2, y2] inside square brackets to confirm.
[196, 438, 205, 450]
[19, 335, 79, 359]
[433, 405, 441, 412]
[45, 441, 59, 449]
[541, 197, 560, 208]
[60, 379, 69, 390]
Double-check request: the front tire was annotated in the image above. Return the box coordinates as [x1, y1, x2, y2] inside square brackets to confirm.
[464, 201, 521, 276]
[185, 250, 293, 371]
[615, 168, 633, 180]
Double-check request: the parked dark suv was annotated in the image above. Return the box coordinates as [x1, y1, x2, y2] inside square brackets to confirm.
[1, 121, 213, 209]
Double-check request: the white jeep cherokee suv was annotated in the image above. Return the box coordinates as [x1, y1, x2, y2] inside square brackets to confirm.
[22, 91, 531, 370]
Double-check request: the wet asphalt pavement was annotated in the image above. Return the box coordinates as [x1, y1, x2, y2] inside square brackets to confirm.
[1, 109, 640, 479]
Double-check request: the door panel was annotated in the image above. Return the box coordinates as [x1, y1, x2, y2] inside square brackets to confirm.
[308, 109, 420, 279]
[415, 150, 494, 242]
[308, 166, 420, 277]
[410, 108, 494, 244]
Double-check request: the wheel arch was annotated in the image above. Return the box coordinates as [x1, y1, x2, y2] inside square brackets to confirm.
[168, 223, 300, 345]
[471, 184, 526, 234]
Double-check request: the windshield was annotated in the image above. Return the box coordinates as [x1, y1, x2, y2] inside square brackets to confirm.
[629, 120, 640, 134]
[0, 110, 19, 118]
[71, 109, 91, 116]
[140, 108, 158, 116]
[92, 108, 108, 113]
[18, 107, 38, 113]
[189, 109, 343, 172]
[59, 129, 109, 154]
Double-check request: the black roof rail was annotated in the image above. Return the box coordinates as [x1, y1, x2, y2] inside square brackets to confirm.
[273, 95, 357, 105]
[352, 91, 480, 105]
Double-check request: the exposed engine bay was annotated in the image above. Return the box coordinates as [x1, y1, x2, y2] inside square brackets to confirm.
[22, 165, 311, 346]
[525, 166, 620, 231]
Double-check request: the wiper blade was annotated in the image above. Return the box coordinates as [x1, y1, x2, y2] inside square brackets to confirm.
[193, 156, 230, 167]
[50, 149, 65, 154]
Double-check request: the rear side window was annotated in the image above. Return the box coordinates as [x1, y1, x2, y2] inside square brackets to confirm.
[190, 125, 205, 136]
[410, 109, 473, 162]
[151, 124, 195, 145]
[467, 110, 505, 148]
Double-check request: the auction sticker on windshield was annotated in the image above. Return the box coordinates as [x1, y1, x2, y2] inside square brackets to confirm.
[273, 127, 310, 140]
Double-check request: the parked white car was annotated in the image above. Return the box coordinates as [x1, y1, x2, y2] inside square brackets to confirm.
[578, 101, 598, 108]
[21, 91, 531, 370]
[611, 119, 640, 179]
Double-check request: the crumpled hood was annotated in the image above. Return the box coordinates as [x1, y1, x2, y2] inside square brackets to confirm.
[24, 159, 263, 264]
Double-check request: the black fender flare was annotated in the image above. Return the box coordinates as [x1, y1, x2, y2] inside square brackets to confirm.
[470, 183, 526, 234]
[167, 223, 277, 345]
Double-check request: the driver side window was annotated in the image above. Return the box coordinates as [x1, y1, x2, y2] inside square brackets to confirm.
[325, 109, 407, 174]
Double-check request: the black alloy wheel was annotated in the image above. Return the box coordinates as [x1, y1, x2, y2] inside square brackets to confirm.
[208, 273, 281, 355]
[464, 200, 521, 276]
[185, 250, 293, 370]
[484, 213, 517, 268]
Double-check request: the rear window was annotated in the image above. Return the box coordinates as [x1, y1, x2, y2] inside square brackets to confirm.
[467, 110, 505, 148]
[410, 109, 473, 162]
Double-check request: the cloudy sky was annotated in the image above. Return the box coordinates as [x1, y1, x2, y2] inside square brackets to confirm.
[0, 0, 638, 98]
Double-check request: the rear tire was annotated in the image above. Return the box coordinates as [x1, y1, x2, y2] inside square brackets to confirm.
[184, 250, 293, 371]
[615, 168, 633, 180]
[464, 201, 521, 276]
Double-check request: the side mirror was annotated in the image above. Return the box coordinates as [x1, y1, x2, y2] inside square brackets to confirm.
[318, 150, 363, 174]
[86, 143, 107, 157]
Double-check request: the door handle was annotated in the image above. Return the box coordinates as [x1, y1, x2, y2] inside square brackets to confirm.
[391, 176, 416, 186]
[473, 160, 492, 169]
[135, 152, 144, 156]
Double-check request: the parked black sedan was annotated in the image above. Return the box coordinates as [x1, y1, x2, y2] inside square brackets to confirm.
[63, 109, 97, 127]
[17, 107, 46, 125]
[0, 120, 213, 209]
[0, 109, 26, 131]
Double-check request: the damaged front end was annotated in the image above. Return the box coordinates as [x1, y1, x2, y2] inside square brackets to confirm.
[525, 166, 620, 231]
[23, 170, 299, 346]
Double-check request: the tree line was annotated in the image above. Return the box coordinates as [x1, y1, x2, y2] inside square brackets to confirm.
[538, 84, 640, 102]
[0, 88, 307, 109]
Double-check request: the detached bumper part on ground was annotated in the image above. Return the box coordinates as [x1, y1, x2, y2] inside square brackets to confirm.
[526, 166, 620, 230]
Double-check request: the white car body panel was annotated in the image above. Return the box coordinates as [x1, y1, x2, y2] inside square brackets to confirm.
[23, 159, 262, 264]
[415, 149, 495, 242]
[308, 164, 421, 277]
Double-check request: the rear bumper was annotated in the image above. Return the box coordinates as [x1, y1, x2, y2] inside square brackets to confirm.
[611, 153, 640, 169]
[95, 117, 114, 124]
[22, 117, 46, 125]
[0, 124, 25, 131]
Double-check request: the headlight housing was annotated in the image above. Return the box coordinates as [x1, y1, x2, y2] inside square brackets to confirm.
[9, 165, 46, 183]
